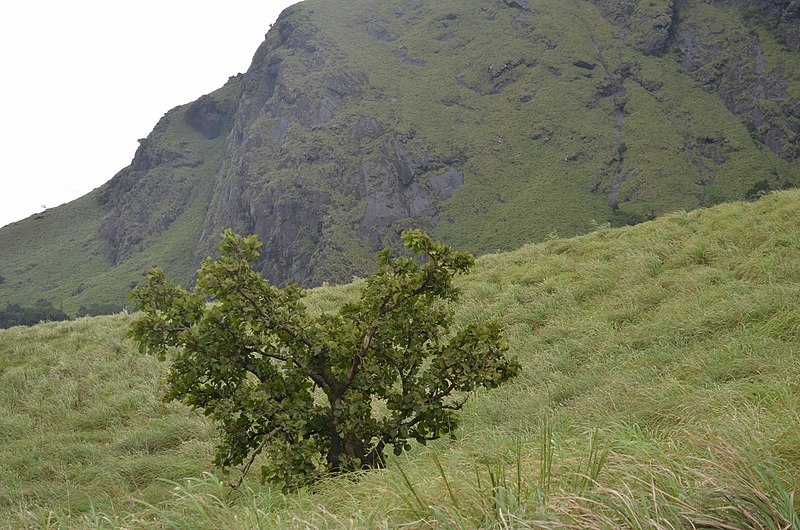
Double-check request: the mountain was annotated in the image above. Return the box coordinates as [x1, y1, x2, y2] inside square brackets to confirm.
[2, 190, 799, 526]
[1, 0, 798, 314]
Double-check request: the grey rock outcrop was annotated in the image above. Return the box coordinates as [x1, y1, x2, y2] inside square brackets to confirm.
[590, 0, 799, 160]
[191, 7, 464, 286]
[589, 0, 675, 56]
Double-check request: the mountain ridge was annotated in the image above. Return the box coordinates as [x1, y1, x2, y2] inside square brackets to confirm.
[1, 0, 798, 314]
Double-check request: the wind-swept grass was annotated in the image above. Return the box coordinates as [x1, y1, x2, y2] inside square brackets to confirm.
[1, 191, 799, 528]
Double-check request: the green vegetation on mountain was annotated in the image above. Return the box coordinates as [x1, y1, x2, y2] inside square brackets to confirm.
[1, 0, 799, 315]
[0, 79, 239, 316]
[0, 301, 67, 329]
[1, 191, 798, 527]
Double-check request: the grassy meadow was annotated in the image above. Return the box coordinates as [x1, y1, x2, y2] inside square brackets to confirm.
[1, 191, 799, 528]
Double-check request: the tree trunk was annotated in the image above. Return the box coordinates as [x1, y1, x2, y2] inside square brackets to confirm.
[327, 426, 343, 472]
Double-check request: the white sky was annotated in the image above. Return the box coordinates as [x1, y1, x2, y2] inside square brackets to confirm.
[0, 0, 299, 229]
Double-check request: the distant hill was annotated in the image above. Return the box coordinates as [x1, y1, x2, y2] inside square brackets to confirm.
[1, 191, 798, 527]
[1, 0, 798, 315]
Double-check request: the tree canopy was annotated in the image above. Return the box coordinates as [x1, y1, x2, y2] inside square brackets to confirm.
[130, 229, 520, 488]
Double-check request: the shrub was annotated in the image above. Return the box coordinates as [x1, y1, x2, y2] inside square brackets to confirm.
[130, 229, 520, 488]
[0, 300, 69, 329]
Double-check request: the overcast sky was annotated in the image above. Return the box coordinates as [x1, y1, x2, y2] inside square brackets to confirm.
[0, 0, 298, 228]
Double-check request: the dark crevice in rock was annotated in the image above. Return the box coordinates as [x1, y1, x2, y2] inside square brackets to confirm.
[185, 95, 235, 140]
[502, 0, 531, 12]
[574, 60, 597, 70]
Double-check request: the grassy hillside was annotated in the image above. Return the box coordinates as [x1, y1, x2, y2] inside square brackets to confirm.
[1, 190, 798, 528]
[306, 0, 799, 251]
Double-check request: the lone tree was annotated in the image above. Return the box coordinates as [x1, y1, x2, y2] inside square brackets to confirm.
[130, 229, 520, 488]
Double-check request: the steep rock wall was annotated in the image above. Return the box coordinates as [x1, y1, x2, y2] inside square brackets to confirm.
[195, 6, 465, 286]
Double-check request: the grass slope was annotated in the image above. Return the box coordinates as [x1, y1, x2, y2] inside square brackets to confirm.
[1, 190, 798, 528]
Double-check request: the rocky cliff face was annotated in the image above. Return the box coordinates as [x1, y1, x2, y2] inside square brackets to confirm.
[737, 0, 800, 51]
[591, 0, 800, 160]
[96, 79, 238, 267]
[68, 0, 800, 287]
[675, 0, 800, 160]
[191, 5, 468, 286]
[589, 0, 676, 56]
[188, 0, 797, 289]
[1, 0, 798, 313]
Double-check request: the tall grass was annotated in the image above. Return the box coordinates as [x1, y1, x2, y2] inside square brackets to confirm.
[1, 191, 798, 527]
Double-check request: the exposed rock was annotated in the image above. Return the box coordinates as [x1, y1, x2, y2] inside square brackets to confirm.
[439, 13, 458, 26]
[188, 6, 470, 287]
[360, 164, 435, 248]
[352, 116, 386, 142]
[683, 134, 736, 185]
[502, 0, 531, 12]
[250, 183, 332, 285]
[592, 0, 798, 159]
[367, 19, 399, 41]
[589, 0, 675, 56]
[675, 24, 798, 159]
[489, 58, 527, 79]
[129, 125, 193, 172]
[103, 0, 800, 287]
[726, 0, 800, 51]
[642, 10, 674, 56]
[778, 1, 800, 51]
[294, 94, 339, 127]
[429, 169, 464, 201]
[388, 140, 426, 187]
[185, 95, 233, 139]
[531, 128, 552, 142]
[356, 136, 464, 249]
[393, 47, 426, 67]
[574, 60, 597, 70]
[267, 115, 290, 142]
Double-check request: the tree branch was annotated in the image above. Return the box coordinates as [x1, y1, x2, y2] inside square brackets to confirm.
[361, 436, 390, 469]
[340, 261, 442, 396]
[233, 284, 334, 389]
[431, 380, 458, 402]
[229, 427, 281, 489]
[339, 324, 378, 394]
